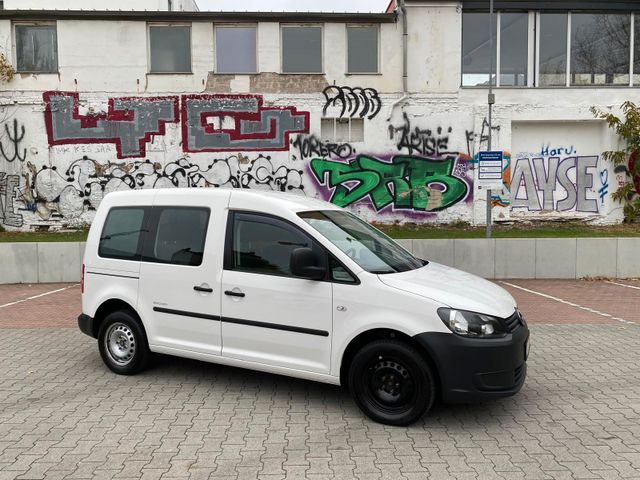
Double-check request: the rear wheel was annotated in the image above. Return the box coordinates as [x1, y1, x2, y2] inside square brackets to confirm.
[98, 310, 150, 375]
[348, 339, 435, 426]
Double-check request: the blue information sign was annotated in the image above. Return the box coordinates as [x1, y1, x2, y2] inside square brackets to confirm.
[477, 151, 503, 188]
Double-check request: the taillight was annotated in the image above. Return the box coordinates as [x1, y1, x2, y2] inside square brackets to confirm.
[81, 263, 85, 294]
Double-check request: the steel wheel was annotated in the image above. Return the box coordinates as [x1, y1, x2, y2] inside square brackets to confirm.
[104, 322, 136, 366]
[98, 310, 150, 375]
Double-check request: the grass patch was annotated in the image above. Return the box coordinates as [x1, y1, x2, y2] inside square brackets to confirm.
[1, 222, 639, 243]
[376, 222, 640, 239]
[0, 230, 89, 243]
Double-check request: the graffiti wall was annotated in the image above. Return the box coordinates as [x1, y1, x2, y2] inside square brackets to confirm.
[0, 90, 621, 231]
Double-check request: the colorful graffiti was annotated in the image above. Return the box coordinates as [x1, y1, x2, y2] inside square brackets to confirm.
[511, 156, 600, 213]
[43, 92, 310, 159]
[0, 172, 23, 227]
[310, 155, 470, 212]
[182, 94, 309, 153]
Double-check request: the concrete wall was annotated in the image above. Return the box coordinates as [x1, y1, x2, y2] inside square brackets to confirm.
[0, 238, 636, 284]
[0, 4, 634, 233]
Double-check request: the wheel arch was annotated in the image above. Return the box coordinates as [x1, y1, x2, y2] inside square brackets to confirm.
[339, 328, 442, 400]
[92, 298, 145, 338]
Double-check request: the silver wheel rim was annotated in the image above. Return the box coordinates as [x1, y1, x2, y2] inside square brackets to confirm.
[104, 323, 136, 366]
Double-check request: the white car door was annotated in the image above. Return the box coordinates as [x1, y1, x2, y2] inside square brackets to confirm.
[138, 191, 230, 356]
[220, 212, 333, 374]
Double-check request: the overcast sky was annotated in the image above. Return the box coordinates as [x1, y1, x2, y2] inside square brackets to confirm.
[197, 0, 391, 12]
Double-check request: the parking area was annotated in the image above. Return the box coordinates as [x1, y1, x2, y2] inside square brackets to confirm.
[1, 280, 639, 479]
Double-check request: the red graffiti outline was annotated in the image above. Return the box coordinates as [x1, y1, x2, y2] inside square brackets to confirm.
[181, 94, 310, 153]
[43, 91, 180, 159]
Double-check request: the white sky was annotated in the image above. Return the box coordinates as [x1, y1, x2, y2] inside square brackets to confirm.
[197, 0, 391, 12]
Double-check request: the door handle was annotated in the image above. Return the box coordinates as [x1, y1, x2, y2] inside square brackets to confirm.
[194, 285, 213, 293]
[224, 290, 245, 298]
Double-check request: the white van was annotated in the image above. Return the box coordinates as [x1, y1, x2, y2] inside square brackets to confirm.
[79, 189, 529, 426]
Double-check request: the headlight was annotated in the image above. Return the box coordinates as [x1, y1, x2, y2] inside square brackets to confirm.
[437, 308, 507, 337]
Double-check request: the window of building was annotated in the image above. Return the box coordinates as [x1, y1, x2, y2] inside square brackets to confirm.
[538, 13, 568, 87]
[462, 12, 496, 86]
[215, 25, 257, 74]
[99, 208, 147, 261]
[321, 118, 364, 142]
[15, 24, 58, 73]
[635, 14, 640, 85]
[347, 25, 379, 74]
[499, 13, 528, 86]
[150, 207, 209, 266]
[149, 24, 191, 73]
[232, 214, 313, 277]
[281, 25, 322, 73]
[571, 13, 630, 85]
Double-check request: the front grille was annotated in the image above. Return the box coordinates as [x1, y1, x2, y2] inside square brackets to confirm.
[503, 310, 522, 332]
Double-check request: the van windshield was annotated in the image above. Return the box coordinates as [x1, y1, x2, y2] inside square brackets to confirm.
[298, 210, 425, 274]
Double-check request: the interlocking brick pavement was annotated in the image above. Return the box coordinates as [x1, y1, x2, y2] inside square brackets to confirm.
[0, 280, 638, 479]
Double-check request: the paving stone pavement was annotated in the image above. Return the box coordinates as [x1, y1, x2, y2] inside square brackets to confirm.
[1, 324, 640, 480]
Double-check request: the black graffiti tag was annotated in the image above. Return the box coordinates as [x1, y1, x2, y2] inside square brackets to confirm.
[291, 135, 354, 160]
[388, 113, 452, 156]
[322, 86, 381, 120]
[0, 119, 27, 163]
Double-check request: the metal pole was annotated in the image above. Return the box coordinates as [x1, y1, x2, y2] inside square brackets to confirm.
[486, 0, 495, 238]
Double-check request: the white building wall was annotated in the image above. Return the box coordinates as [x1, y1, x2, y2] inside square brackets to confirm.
[0, 6, 631, 231]
[4, 0, 199, 11]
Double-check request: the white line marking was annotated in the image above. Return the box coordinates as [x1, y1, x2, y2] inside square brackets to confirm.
[606, 280, 640, 291]
[499, 281, 635, 325]
[0, 284, 79, 309]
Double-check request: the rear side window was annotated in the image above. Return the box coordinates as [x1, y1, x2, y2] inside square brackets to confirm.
[99, 207, 147, 260]
[149, 207, 210, 266]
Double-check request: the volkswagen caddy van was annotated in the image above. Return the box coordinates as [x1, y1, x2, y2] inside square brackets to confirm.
[78, 189, 529, 426]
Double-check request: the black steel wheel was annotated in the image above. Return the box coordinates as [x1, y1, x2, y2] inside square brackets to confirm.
[348, 339, 435, 426]
[98, 310, 150, 375]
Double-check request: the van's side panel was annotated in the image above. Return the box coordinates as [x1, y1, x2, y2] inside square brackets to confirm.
[139, 190, 231, 357]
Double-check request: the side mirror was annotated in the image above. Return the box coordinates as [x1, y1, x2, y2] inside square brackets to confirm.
[290, 247, 326, 280]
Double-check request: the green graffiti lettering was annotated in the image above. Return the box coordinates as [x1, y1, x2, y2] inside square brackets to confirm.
[310, 155, 469, 212]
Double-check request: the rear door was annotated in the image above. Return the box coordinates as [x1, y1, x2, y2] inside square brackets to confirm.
[220, 212, 333, 374]
[138, 192, 229, 356]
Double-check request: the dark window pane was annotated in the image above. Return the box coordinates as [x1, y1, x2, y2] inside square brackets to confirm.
[233, 217, 310, 276]
[216, 26, 257, 73]
[571, 14, 630, 85]
[152, 208, 209, 266]
[635, 14, 640, 84]
[16, 25, 58, 73]
[347, 26, 378, 73]
[462, 12, 497, 86]
[99, 208, 146, 260]
[282, 26, 322, 73]
[539, 13, 567, 86]
[149, 25, 191, 73]
[500, 13, 528, 86]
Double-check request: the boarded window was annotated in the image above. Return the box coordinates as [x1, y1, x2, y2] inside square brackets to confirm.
[321, 118, 364, 142]
[634, 14, 640, 85]
[347, 25, 379, 73]
[216, 26, 257, 73]
[149, 25, 191, 73]
[15, 24, 58, 73]
[281, 26, 322, 73]
[539, 13, 568, 86]
[571, 13, 630, 86]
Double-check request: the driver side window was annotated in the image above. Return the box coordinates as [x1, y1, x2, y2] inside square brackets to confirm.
[231, 214, 312, 277]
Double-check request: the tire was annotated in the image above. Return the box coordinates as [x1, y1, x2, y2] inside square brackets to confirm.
[348, 339, 435, 426]
[98, 310, 150, 375]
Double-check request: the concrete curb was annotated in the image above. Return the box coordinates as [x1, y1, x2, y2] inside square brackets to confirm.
[0, 238, 637, 284]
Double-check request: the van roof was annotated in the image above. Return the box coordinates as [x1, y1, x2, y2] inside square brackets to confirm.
[103, 188, 341, 213]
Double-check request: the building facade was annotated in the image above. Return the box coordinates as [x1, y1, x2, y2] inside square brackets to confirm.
[0, 0, 637, 230]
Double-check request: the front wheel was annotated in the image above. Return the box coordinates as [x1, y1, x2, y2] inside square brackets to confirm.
[98, 310, 150, 375]
[348, 339, 435, 426]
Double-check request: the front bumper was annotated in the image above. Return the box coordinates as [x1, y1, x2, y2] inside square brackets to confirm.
[78, 313, 96, 338]
[414, 323, 529, 403]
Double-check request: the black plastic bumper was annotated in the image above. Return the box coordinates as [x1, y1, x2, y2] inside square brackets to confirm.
[414, 324, 529, 403]
[78, 313, 96, 338]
